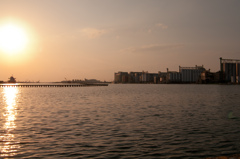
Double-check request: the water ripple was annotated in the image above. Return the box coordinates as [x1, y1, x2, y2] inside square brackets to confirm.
[0, 85, 240, 158]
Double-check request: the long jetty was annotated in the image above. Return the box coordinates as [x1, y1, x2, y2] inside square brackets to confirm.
[0, 83, 108, 88]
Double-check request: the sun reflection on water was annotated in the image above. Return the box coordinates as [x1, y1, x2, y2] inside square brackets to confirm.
[0, 87, 20, 157]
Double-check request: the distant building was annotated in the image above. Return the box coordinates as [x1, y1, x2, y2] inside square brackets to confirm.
[159, 71, 167, 83]
[200, 70, 222, 84]
[114, 59, 234, 84]
[220, 57, 240, 83]
[128, 72, 142, 83]
[114, 72, 121, 83]
[166, 68, 182, 83]
[141, 71, 148, 83]
[147, 73, 159, 83]
[114, 71, 128, 83]
[8, 75, 16, 83]
[84, 79, 101, 83]
[114, 71, 159, 84]
[154, 76, 159, 84]
[139, 71, 158, 83]
[179, 65, 205, 83]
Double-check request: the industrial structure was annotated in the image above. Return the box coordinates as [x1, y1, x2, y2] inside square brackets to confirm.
[166, 69, 181, 83]
[114, 57, 240, 84]
[179, 65, 205, 83]
[220, 57, 240, 83]
[114, 71, 159, 84]
[114, 65, 207, 84]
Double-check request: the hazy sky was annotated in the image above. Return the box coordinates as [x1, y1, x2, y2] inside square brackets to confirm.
[0, 0, 240, 82]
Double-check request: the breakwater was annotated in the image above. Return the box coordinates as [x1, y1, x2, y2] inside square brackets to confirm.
[0, 83, 108, 87]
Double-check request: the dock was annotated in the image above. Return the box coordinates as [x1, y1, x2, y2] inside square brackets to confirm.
[0, 83, 108, 87]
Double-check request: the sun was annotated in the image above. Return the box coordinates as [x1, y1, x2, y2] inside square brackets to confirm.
[0, 22, 29, 54]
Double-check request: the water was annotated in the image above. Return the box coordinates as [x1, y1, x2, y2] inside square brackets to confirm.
[0, 84, 240, 158]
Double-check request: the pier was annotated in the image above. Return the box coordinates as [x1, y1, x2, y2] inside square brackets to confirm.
[0, 83, 108, 88]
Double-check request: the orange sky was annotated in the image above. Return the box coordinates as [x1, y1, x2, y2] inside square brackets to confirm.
[0, 0, 240, 82]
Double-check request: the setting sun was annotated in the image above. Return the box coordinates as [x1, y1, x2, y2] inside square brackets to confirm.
[0, 22, 29, 54]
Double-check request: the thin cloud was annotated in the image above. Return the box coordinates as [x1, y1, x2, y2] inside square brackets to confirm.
[121, 44, 184, 54]
[156, 23, 168, 29]
[147, 23, 168, 33]
[81, 28, 107, 39]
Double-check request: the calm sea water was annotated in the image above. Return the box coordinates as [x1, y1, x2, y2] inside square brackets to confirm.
[0, 84, 240, 158]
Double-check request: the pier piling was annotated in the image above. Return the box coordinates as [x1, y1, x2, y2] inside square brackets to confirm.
[0, 84, 108, 88]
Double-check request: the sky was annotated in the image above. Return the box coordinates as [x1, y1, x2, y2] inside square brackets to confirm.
[0, 0, 240, 82]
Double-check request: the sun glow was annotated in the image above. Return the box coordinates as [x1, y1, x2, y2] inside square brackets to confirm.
[0, 22, 29, 54]
[0, 87, 20, 157]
